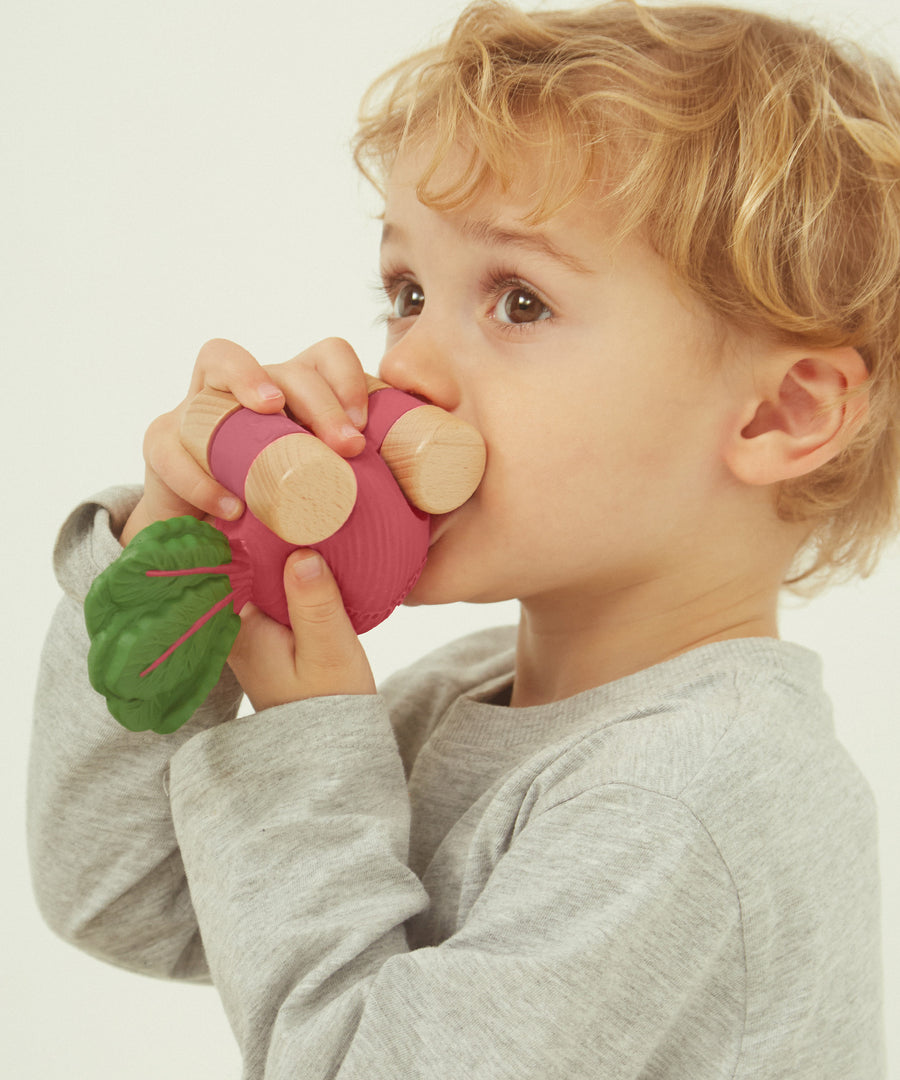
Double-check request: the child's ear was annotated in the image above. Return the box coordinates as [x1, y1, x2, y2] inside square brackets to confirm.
[724, 346, 869, 486]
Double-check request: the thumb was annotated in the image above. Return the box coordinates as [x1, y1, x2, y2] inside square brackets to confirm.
[283, 549, 376, 697]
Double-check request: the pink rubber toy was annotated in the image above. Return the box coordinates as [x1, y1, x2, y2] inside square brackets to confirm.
[182, 379, 486, 633]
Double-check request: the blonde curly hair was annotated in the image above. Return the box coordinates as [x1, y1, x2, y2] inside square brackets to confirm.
[353, 0, 900, 590]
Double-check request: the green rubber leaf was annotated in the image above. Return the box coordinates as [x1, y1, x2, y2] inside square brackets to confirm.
[85, 516, 241, 734]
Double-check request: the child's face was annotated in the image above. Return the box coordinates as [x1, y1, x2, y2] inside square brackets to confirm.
[378, 149, 748, 614]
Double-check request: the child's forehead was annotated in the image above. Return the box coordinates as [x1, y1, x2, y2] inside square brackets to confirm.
[382, 139, 609, 242]
[381, 168, 600, 274]
[380, 204, 597, 282]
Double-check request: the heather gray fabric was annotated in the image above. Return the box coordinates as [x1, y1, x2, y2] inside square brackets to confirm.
[28, 488, 885, 1078]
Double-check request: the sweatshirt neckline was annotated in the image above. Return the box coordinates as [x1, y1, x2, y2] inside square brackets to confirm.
[433, 636, 823, 751]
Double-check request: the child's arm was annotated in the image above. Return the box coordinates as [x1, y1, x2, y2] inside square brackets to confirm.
[28, 338, 402, 970]
[27, 488, 242, 977]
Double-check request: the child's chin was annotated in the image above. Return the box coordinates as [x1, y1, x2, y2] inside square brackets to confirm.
[403, 559, 509, 609]
[403, 556, 465, 607]
[401, 575, 445, 608]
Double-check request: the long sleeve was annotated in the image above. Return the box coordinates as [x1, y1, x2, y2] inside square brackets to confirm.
[167, 701, 740, 1079]
[27, 489, 244, 978]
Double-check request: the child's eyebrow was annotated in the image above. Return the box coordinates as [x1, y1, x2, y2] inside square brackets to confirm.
[381, 219, 593, 276]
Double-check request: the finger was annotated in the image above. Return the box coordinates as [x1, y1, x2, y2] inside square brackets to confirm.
[227, 563, 375, 710]
[190, 338, 285, 412]
[272, 338, 369, 434]
[120, 465, 228, 547]
[144, 410, 244, 521]
[227, 604, 297, 710]
[308, 337, 371, 430]
[282, 550, 376, 697]
[266, 353, 367, 458]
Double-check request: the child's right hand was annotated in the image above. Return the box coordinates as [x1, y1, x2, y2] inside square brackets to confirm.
[120, 338, 371, 547]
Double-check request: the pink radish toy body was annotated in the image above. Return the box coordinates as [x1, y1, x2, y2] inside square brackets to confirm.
[209, 387, 432, 632]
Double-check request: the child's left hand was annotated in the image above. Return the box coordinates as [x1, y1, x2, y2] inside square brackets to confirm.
[227, 547, 377, 711]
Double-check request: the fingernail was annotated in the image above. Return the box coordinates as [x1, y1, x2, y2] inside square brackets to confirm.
[219, 495, 243, 518]
[293, 551, 323, 581]
[341, 424, 366, 443]
[348, 406, 367, 429]
[258, 382, 283, 401]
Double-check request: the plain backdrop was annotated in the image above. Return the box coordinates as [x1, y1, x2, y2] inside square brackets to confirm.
[3, 0, 899, 1075]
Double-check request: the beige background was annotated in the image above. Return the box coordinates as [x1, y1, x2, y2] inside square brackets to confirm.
[3, 0, 898, 1075]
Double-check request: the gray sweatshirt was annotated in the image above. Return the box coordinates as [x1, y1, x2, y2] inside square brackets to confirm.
[28, 489, 885, 1078]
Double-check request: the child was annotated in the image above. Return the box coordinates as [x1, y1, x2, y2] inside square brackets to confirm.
[28, 1, 896, 1075]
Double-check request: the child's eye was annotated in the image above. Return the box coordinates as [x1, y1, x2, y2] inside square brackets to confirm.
[390, 280, 425, 319]
[492, 284, 553, 327]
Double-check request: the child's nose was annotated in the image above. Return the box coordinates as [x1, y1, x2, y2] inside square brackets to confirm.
[378, 330, 461, 414]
